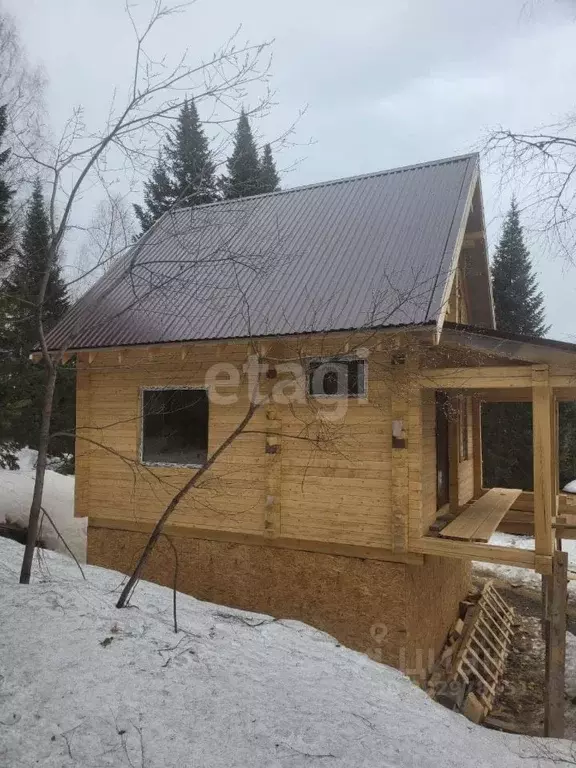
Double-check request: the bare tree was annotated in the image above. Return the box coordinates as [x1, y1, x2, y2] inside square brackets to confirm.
[0, 8, 45, 190]
[484, 117, 576, 261]
[71, 194, 136, 296]
[15, 0, 275, 584]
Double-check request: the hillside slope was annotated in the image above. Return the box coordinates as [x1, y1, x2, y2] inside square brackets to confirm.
[0, 538, 573, 767]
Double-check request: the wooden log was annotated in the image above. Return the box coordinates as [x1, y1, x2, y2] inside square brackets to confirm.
[543, 550, 568, 738]
[472, 398, 483, 498]
[532, 366, 555, 560]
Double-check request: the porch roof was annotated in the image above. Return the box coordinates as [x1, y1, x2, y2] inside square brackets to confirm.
[441, 323, 576, 365]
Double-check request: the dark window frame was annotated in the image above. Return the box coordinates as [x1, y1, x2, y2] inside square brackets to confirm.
[140, 386, 209, 468]
[306, 357, 367, 399]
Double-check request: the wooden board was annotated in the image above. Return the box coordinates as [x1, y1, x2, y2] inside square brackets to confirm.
[439, 488, 522, 543]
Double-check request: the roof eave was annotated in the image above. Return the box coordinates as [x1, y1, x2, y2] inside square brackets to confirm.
[441, 324, 576, 366]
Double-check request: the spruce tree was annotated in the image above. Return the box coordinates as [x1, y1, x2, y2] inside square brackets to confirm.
[0, 104, 14, 269]
[2, 179, 73, 463]
[491, 199, 547, 336]
[0, 103, 18, 467]
[222, 110, 262, 199]
[482, 200, 549, 490]
[134, 98, 217, 234]
[5, 178, 68, 349]
[259, 143, 280, 194]
[166, 98, 216, 206]
[133, 152, 174, 234]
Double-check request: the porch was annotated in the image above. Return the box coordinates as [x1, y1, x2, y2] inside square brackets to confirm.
[411, 363, 576, 575]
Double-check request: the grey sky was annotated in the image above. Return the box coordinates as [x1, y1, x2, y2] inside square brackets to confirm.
[5, 0, 576, 338]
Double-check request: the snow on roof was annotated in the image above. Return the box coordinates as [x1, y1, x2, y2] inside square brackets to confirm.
[0, 538, 571, 766]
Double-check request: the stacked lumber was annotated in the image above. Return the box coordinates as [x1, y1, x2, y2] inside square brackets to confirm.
[427, 581, 514, 724]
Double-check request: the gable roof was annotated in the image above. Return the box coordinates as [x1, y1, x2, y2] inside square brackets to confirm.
[47, 153, 484, 351]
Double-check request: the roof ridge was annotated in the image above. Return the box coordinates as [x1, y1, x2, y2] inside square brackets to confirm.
[171, 152, 479, 213]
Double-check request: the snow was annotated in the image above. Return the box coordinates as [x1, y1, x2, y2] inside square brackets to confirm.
[566, 634, 576, 700]
[0, 449, 85, 562]
[473, 533, 576, 595]
[476, 534, 576, 712]
[0, 539, 574, 767]
[564, 480, 576, 494]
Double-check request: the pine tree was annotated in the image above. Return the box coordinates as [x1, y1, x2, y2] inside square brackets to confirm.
[491, 199, 547, 336]
[134, 99, 217, 234]
[258, 143, 280, 194]
[482, 200, 550, 490]
[222, 110, 262, 199]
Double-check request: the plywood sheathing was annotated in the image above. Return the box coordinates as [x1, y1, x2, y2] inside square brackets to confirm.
[89, 525, 468, 676]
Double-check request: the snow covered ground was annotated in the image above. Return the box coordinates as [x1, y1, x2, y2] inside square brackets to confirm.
[475, 532, 576, 595]
[0, 448, 85, 562]
[0, 539, 575, 767]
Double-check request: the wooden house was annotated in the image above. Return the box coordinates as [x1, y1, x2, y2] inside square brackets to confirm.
[45, 153, 576, 678]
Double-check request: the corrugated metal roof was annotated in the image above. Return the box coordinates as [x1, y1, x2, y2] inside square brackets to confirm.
[47, 153, 479, 350]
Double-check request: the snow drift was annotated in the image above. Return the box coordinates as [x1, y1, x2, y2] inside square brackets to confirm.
[0, 448, 85, 561]
[0, 538, 573, 767]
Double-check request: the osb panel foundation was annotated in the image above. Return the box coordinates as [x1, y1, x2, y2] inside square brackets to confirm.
[88, 525, 465, 673]
[406, 555, 471, 680]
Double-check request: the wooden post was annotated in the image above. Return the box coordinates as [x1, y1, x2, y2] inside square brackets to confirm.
[391, 371, 409, 553]
[263, 363, 282, 537]
[532, 366, 555, 570]
[448, 394, 460, 515]
[390, 355, 420, 552]
[543, 550, 568, 738]
[472, 397, 483, 499]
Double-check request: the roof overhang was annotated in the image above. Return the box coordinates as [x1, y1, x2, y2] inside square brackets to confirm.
[440, 323, 576, 366]
[435, 171, 495, 341]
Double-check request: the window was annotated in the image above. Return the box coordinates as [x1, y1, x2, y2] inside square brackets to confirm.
[459, 395, 469, 462]
[307, 358, 366, 397]
[141, 388, 209, 466]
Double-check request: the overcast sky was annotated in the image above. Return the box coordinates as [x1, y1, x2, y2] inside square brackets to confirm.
[5, 0, 576, 338]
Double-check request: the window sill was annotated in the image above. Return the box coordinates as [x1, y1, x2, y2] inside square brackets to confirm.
[140, 460, 205, 469]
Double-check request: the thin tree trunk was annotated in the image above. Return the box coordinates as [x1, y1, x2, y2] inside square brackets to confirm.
[19, 365, 58, 584]
[116, 398, 263, 608]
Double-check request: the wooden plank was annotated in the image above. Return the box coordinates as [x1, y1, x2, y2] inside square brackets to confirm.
[544, 550, 568, 738]
[439, 488, 521, 542]
[532, 366, 555, 559]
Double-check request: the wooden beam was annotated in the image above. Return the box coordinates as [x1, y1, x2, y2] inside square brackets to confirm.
[544, 550, 568, 738]
[264, 402, 282, 537]
[410, 536, 538, 569]
[87, 517, 425, 565]
[474, 388, 533, 403]
[532, 366, 555, 561]
[420, 367, 533, 390]
[390, 364, 410, 552]
[472, 398, 483, 497]
[448, 395, 459, 515]
[550, 375, 576, 388]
